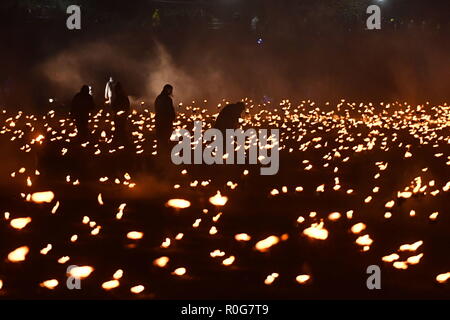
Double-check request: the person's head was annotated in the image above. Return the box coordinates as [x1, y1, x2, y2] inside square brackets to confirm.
[162, 84, 173, 96]
[109, 76, 113, 82]
[80, 85, 90, 95]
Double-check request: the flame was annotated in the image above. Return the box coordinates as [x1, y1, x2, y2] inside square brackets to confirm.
[328, 212, 341, 221]
[68, 266, 94, 279]
[40, 244, 52, 255]
[127, 231, 144, 240]
[382, 253, 400, 263]
[166, 199, 191, 209]
[172, 268, 186, 276]
[399, 241, 423, 252]
[10, 217, 32, 230]
[351, 223, 366, 234]
[356, 234, 373, 246]
[393, 261, 408, 270]
[235, 233, 251, 241]
[296, 274, 311, 284]
[58, 256, 70, 264]
[130, 285, 145, 294]
[209, 191, 228, 206]
[255, 236, 280, 252]
[102, 280, 120, 290]
[210, 250, 226, 258]
[40, 279, 58, 290]
[436, 272, 450, 284]
[222, 256, 235, 266]
[8, 246, 29, 262]
[264, 273, 279, 285]
[113, 270, 123, 279]
[97, 193, 104, 205]
[303, 222, 329, 240]
[30, 191, 54, 203]
[153, 256, 170, 268]
[406, 253, 424, 265]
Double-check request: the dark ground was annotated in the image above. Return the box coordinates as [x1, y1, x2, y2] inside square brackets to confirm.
[0, 100, 449, 299]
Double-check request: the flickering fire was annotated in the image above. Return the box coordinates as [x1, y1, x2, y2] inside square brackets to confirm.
[68, 266, 94, 279]
[39, 279, 59, 290]
[209, 191, 228, 206]
[10, 217, 32, 230]
[303, 222, 329, 240]
[30, 191, 54, 203]
[166, 199, 191, 209]
[8, 246, 29, 262]
[296, 274, 311, 284]
[255, 236, 280, 252]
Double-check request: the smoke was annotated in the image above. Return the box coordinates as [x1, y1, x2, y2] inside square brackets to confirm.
[35, 27, 449, 110]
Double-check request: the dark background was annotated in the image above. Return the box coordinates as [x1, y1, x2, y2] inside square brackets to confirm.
[0, 0, 449, 110]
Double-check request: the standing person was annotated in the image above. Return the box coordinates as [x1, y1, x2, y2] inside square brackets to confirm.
[70, 85, 95, 140]
[111, 82, 130, 143]
[104, 76, 115, 105]
[154, 84, 176, 152]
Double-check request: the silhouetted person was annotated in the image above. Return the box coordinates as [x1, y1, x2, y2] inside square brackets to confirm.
[111, 82, 130, 143]
[70, 85, 95, 140]
[105, 76, 115, 105]
[155, 84, 176, 152]
[213, 102, 245, 134]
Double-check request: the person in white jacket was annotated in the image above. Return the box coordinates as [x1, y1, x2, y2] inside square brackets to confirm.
[104, 76, 115, 104]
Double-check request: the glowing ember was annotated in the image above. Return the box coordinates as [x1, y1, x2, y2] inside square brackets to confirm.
[234, 233, 251, 241]
[7, 246, 29, 262]
[113, 270, 123, 280]
[68, 266, 94, 279]
[130, 285, 145, 294]
[166, 199, 191, 209]
[296, 274, 311, 284]
[399, 241, 423, 252]
[30, 191, 54, 203]
[40, 279, 58, 290]
[351, 223, 366, 234]
[154, 256, 170, 268]
[436, 273, 450, 284]
[222, 256, 235, 266]
[382, 253, 400, 263]
[356, 234, 373, 247]
[127, 231, 144, 240]
[10, 217, 32, 230]
[255, 236, 280, 252]
[209, 191, 228, 206]
[303, 222, 329, 240]
[172, 268, 186, 276]
[264, 273, 279, 285]
[102, 280, 120, 290]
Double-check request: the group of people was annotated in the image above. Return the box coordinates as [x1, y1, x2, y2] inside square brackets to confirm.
[70, 77, 131, 143]
[70, 77, 245, 154]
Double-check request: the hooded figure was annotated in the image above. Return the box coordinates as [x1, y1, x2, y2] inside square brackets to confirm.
[154, 84, 176, 151]
[213, 102, 245, 134]
[111, 82, 130, 142]
[70, 85, 95, 139]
